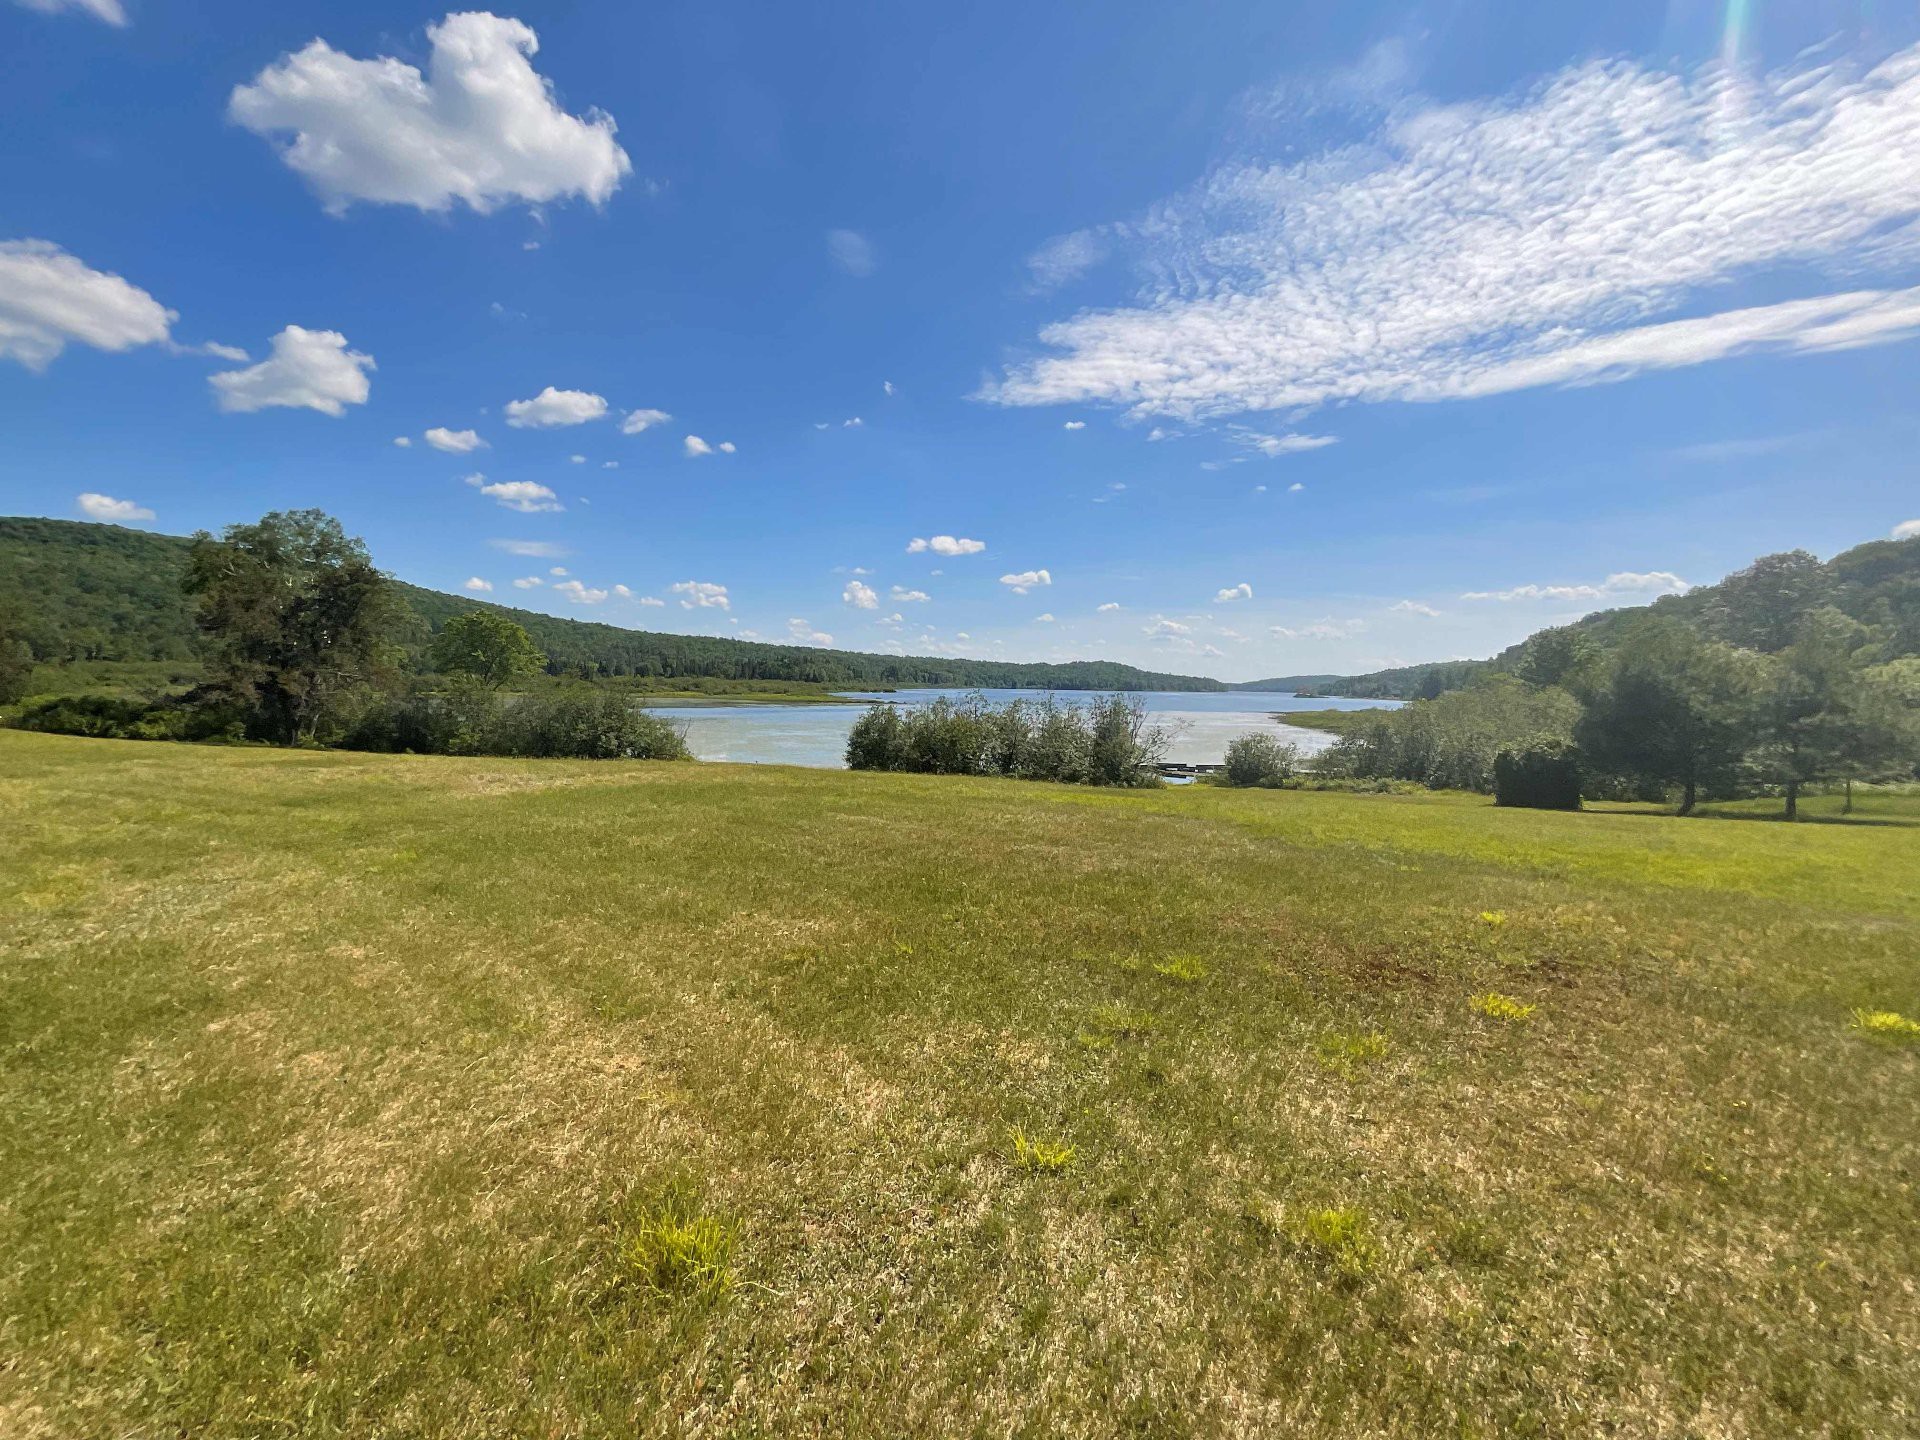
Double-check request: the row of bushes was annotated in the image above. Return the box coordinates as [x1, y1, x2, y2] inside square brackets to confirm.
[9, 683, 692, 763]
[845, 694, 1170, 786]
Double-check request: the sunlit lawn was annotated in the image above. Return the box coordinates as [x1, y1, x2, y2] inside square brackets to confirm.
[2, 730, 1916, 1437]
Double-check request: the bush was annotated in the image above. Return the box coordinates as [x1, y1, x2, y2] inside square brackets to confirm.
[1319, 677, 1580, 793]
[1493, 740, 1583, 810]
[1221, 732, 1302, 788]
[846, 693, 1168, 787]
[9, 693, 243, 743]
[341, 682, 689, 761]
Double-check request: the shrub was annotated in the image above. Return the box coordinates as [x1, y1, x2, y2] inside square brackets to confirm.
[1494, 740, 1583, 810]
[1221, 732, 1302, 788]
[1319, 677, 1580, 793]
[340, 682, 690, 761]
[9, 692, 244, 743]
[846, 692, 1169, 787]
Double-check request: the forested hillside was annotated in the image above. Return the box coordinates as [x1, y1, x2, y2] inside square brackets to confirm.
[1234, 538, 1920, 697]
[0, 517, 1224, 692]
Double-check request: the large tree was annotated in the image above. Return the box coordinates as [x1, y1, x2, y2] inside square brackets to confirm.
[184, 510, 399, 745]
[1707, 550, 1832, 652]
[428, 610, 545, 689]
[1749, 609, 1918, 819]
[1573, 617, 1760, 814]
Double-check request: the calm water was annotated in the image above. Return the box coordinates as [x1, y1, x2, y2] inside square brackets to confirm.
[648, 688, 1399, 768]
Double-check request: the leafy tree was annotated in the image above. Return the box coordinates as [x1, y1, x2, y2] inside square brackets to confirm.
[1707, 550, 1832, 652]
[1512, 625, 1599, 689]
[428, 610, 545, 689]
[1493, 741, 1582, 810]
[184, 510, 400, 745]
[1319, 676, 1579, 793]
[1572, 618, 1759, 814]
[0, 615, 31, 704]
[1749, 609, 1918, 819]
[1222, 732, 1302, 787]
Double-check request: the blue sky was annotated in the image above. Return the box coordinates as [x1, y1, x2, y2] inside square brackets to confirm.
[3, 0, 1918, 680]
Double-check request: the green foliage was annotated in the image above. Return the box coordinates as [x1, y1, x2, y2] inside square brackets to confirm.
[1320, 676, 1579, 793]
[1707, 550, 1833, 652]
[1470, 992, 1536, 1022]
[846, 693, 1170, 786]
[1512, 625, 1600, 690]
[184, 511, 403, 745]
[1221, 731, 1302, 787]
[1151, 954, 1208, 983]
[427, 610, 544, 688]
[8, 693, 243, 743]
[1493, 740, 1583, 811]
[620, 1189, 738, 1302]
[1315, 1031, 1390, 1072]
[344, 683, 690, 761]
[0, 622, 30, 705]
[1292, 1206, 1380, 1277]
[1010, 1130, 1076, 1173]
[1849, 1009, 1920, 1042]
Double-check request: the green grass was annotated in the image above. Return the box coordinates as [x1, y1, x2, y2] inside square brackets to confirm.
[2, 730, 1918, 1437]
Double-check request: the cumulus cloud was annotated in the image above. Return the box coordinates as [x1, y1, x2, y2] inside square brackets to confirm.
[1034, 613, 1056, 623]
[0, 240, 174, 370]
[638, 594, 665, 606]
[228, 12, 630, 215]
[1144, 618, 1191, 638]
[621, 407, 671, 434]
[463, 576, 493, 592]
[1895, 519, 1920, 540]
[1063, 420, 1086, 430]
[1462, 571, 1689, 603]
[999, 569, 1052, 595]
[512, 576, 542, 588]
[827, 229, 876, 276]
[505, 386, 606, 428]
[889, 586, 930, 603]
[491, 538, 566, 558]
[787, 617, 834, 645]
[473, 478, 562, 513]
[14, 0, 128, 23]
[552, 579, 608, 604]
[883, 380, 896, 396]
[425, 425, 485, 453]
[843, 417, 863, 428]
[1390, 600, 1441, 617]
[393, 436, 413, 448]
[671, 580, 730, 610]
[984, 43, 1920, 421]
[1214, 582, 1253, 602]
[843, 580, 879, 610]
[1097, 602, 1122, 613]
[210, 326, 373, 415]
[907, 535, 986, 556]
[76, 492, 153, 522]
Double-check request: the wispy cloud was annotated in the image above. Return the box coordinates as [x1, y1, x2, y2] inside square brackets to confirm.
[1462, 570, 1689, 603]
[984, 43, 1920, 421]
[827, 229, 877, 277]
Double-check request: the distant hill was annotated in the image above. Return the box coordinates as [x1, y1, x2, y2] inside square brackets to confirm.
[0, 517, 1226, 692]
[1229, 536, 1920, 699]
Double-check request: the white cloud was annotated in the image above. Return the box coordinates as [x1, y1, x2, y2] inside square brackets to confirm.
[1144, 618, 1191, 638]
[621, 407, 671, 434]
[671, 580, 730, 610]
[463, 576, 493, 592]
[14, 0, 127, 23]
[211, 325, 373, 415]
[601, 460, 619, 469]
[718, 441, 736, 454]
[1146, 427, 1178, 442]
[1390, 600, 1441, 617]
[229, 12, 630, 215]
[883, 380, 896, 396]
[1063, 420, 1086, 430]
[1462, 570, 1690, 603]
[425, 426, 485, 453]
[1894, 519, 1920, 540]
[843, 580, 879, 610]
[1214, 582, 1253, 602]
[827, 229, 877, 276]
[684, 435, 712, 457]
[474, 479, 562, 513]
[1272, 618, 1367, 641]
[0, 240, 174, 370]
[907, 535, 986, 556]
[611, 584, 632, 599]
[1034, 613, 1056, 623]
[1232, 428, 1338, 458]
[984, 43, 1920, 421]
[889, 586, 930, 603]
[638, 595, 665, 607]
[1288, 482, 1305, 493]
[491, 538, 567, 558]
[1026, 228, 1108, 291]
[569, 454, 586, 464]
[787, 618, 834, 646]
[76, 492, 153, 522]
[843, 417, 863, 428]
[505, 386, 606, 428]
[512, 576, 542, 588]
[1097, 602, 1122, 613]
[393, 436, 412, 448]
[999, 569, 1052, 595]
[549, 567, 568, 576]
[553, 579, 608, 604]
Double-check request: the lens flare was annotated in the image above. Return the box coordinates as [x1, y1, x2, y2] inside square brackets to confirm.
[1722, 0, 1754, 64]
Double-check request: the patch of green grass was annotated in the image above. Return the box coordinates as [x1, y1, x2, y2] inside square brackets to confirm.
[1151, 953, 1208, 983]
[1470, 991, 1537, 1022]
[1316, 1030, 1390, 1071]
[2, 730, 1918, 1437]
[1850, 1008, 1920, 1042]
[1010, 1129, 1077, 1173]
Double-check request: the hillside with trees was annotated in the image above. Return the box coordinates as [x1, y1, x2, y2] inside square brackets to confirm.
[0, 516, 1223, 693]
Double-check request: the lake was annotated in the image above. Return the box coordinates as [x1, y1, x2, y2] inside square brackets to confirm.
[647, 688, 1399, 768]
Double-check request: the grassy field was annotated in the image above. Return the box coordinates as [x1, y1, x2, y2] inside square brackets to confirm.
[3, 730, 1917, 1438]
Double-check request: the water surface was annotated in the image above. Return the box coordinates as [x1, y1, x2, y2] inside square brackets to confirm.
[652, 688, 1398, 768]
